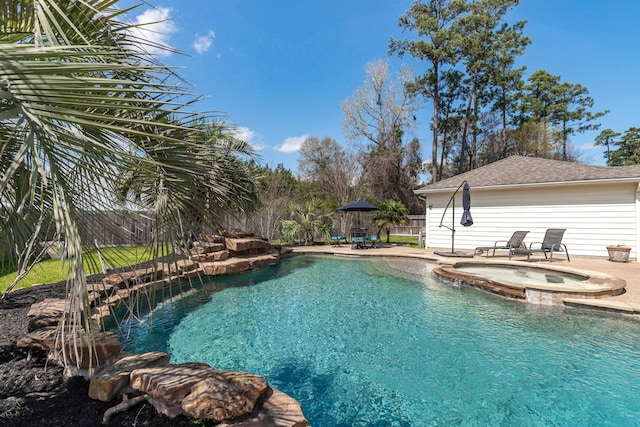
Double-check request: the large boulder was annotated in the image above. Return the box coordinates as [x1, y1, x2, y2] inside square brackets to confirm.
[248, 253, 279, 269]
[225, 238, 270, 255]
[181, 371, 269, 421]
[202, 259, 251, 276]
[156, 259, 197, 275]
[61, 330, 122, 369]
[102, 268, 161, 289]
[220, 230, 254, 239]
[193, 250, 230, 262]
[130, 362, 215, 417]
[192, 241, 226, 254]
[89, 351, 170, 401]
[198, 234, 226, 243]
[228, 389, 310, 427]
[20, 327, 122, 369]
[26, 298, 67, 331]
[17, 326, 58, 351]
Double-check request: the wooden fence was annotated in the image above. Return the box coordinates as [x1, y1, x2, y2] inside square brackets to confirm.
[78, 211, 154, 246]
[3, 211, 425, 261]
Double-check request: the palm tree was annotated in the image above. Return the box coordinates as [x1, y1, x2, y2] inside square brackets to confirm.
[372, 200, 409, 243]
[280, 199, 332, 245]
[1, 0, 258, 366]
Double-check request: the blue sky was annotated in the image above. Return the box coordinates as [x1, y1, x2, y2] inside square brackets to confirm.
[118, 0, 640, 173]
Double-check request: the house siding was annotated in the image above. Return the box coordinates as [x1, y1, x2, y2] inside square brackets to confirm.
[423, 182, 638, 259]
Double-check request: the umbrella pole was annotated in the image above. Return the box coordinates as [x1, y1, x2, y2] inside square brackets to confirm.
[435, 180, 472, 258]
[451, 198, 455, 254]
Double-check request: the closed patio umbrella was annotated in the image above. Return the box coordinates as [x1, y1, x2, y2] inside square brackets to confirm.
[460, 182, 473, 227]
[435, 181, 473, 258]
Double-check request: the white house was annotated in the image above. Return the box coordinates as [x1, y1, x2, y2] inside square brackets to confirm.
[414, 156, 640, 261]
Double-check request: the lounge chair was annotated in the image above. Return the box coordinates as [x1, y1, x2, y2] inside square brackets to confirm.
[511, 228, 570, 262]
[474, 230, 529, 258]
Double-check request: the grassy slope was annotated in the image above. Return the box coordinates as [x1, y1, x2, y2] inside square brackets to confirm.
[0, 246, 162, 292]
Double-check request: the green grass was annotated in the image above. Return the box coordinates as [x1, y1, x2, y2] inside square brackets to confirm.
[0, 246, 166, 293]
[319, 235, 420, 247]
[386, 235, 420, 246]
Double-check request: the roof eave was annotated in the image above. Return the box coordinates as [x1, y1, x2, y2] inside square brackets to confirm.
[414, 177, 640, 195]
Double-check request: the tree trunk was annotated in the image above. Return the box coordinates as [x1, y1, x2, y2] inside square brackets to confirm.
[432, 62, 439, 183]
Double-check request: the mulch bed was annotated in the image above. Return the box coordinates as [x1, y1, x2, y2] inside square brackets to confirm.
[0, 282, 197, 426]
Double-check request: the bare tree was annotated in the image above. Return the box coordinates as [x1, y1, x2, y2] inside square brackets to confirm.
[245, 164, 297, 241]
[298, 136, 362, 207]
[341, 59, 423, 212]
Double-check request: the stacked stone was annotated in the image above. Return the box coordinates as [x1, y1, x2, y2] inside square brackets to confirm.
[14, 235, 307, 425]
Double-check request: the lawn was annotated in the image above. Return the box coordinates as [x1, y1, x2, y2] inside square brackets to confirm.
[319, 235, 420, 246]
[381, 235, 420, 246]
[0, 246, 166, 293]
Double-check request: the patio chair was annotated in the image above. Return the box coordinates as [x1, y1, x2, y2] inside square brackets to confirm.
[511, 228, 570, 262]
[350, 228, 367, 249]
[474, 230, 529, 258]
[330, 230, 346, 246]
[366, 235, 378, 248]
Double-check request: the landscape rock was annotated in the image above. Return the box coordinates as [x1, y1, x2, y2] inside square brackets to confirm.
[220, 231, 254, 239]
[213, 250, 231, 261]
[198, 234, 225, 243]
[60, 330, 122, 369]
[225, 238, 270, 255]
[181, 371, 269, 421]
[248, 253, 279, 269]
[88, 281, 116, 297]
[157, 259, 197, 275]
[16, 326, 58, 351]
[193, 241, 226, 253]
[88, 351, 170, 401]
[3, 232, 308, 426]
[202, 259, 251, 276]
[26, 298, 67, 331]
[175, 259, 197, 272]
[192, 249, 230, 262]
[130, 362, 216, 416]
[101, 268, 162, 289]
[91, 304, 113, 325]
[218, 389, 310, 427]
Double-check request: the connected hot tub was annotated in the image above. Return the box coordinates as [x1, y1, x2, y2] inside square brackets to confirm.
[433, 261, 626, 306]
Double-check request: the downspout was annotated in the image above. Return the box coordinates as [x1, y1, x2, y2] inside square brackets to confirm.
[418, 195, 429, 251]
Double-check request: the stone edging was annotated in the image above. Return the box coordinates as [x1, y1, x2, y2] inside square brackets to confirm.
[15, 234, 308, 426]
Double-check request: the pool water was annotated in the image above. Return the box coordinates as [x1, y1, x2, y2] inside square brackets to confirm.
[455, 264, 588, 285]
[112, 256, 640, 426]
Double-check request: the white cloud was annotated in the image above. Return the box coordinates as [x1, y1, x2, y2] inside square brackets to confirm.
[275, 134, 310, 153]
[193, 30, 215, 54]
[130, 7, 177, 57]
[233, 127, 265, 151]
[580, 142, 597, 150]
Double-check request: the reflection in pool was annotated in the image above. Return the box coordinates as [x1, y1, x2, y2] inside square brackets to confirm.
[111, 256, 640, 426]
[455, 264, 588, 285]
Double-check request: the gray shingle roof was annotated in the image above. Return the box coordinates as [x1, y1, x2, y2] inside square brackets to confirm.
[415, 155, 640, 192]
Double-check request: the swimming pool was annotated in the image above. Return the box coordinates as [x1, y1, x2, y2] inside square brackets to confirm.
[112, 256, 640, 426]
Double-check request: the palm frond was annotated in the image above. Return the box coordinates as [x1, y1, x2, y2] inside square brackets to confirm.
[1, 0, 260, 367]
